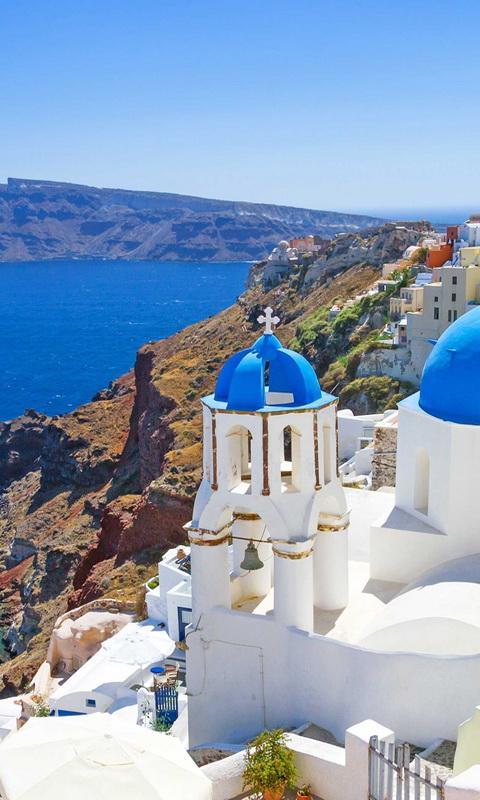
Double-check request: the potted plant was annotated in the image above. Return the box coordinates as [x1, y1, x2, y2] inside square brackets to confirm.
[297, 784, 313, 800]
[243, 728, 297, 800]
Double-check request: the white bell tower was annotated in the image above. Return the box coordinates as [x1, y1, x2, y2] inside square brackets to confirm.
[185, 308, 350, 633]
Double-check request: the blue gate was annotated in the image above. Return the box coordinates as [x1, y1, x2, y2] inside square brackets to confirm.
[177, 606, 192, 642]
[155, 683, 179, 725]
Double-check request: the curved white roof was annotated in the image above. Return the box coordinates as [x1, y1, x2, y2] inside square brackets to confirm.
[357, 554, 480, 655]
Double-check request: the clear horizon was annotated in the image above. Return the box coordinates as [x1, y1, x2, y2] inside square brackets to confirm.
[1, 0, 479, 214]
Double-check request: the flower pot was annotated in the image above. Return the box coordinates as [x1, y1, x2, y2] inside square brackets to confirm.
[296, 793, 312, 800]
[263, 786, 285, 800]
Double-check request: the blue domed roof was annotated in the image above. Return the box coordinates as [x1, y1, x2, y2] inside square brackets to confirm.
[419, 307, 480, 425]
[207, 331, 327, 412]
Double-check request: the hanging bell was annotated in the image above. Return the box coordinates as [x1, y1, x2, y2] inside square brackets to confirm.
[240, 540, 264, 571]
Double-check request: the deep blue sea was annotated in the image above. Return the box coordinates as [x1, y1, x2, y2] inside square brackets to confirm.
[0, 259, 250, 421]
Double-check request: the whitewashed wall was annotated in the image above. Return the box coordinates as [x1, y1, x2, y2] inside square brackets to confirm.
[187, 605, 480, 748]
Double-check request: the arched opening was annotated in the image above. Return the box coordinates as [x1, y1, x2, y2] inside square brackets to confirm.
[230, 511, 273, 614]
[226, 426, 253, 491]
[281, 425, 301, 491]
[414, 448, 430, 515]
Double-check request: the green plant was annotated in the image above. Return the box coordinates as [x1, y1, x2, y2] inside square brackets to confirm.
[147, 576, 159, 590]
[151, 716, 171, 733]
[243, 729, 297, 797]
[297, 784, 313, 798]
[410, 247, 428, 265]
[31, 695, 50, 717]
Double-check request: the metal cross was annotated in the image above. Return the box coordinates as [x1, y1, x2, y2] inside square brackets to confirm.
[257, 306, 280, 334]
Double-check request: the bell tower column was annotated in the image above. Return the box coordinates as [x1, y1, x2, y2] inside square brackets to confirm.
[272, 539, 314, 631]
[314, 512, 349, 610]
[187, 527, 231, 624]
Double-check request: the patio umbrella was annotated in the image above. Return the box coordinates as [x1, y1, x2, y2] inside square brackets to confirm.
[101, 623, 175, 676]
[0, 712, 212, 800]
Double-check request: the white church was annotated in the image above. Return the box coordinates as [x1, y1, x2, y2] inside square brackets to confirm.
[176, 306, 480, 748]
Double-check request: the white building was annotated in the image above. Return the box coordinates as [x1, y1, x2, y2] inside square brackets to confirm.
[263, 240, 298, 284]
[146, 547, 192, 644]
[337, 409, 397, 487]
[371, 305, 480, 582]
[184, 305, 480, 749]
[460, 214, 480, 247]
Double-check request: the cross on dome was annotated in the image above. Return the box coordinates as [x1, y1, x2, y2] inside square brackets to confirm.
[257, 306, 280, 334]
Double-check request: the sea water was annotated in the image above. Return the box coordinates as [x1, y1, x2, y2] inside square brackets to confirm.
[0, 259, 250, 421]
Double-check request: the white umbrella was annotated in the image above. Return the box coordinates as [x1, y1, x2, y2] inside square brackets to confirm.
[0, 713, 212, 800]
[101, 624, 175, 676]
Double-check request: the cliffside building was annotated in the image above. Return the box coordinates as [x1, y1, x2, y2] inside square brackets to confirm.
[402, 252, 480, 378]
[366, 218, 480, 385]
[289, 234, 324, 254]
[263, 240, 298, 285]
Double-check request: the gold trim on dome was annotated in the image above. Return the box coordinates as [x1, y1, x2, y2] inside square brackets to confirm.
[317, 523, 349, 533]
[184, 520, 231, 536]
[272, 546, 314, 560]
[262, 415, 270, 496]
[211, 412, 218, 491]
[313, 412, 321, 490]
[189, 534, 230, 547]
[233, 512, 261, 521]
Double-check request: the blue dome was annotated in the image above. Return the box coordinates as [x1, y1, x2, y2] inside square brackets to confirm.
[212, 332, 323, 411]
[419, 307, 480, 425]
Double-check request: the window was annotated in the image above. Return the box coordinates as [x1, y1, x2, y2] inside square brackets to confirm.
[86, 699, 96, 708]
[452, 293, 456, 302]
[448, 310, 452, 322]
[434, 307, 439, 320]
[453, 310, 458, 321]
[414, 449, 429, 515]
[452, 276, 457, 285]
[281, 425, 301, 491]
[434, 296, 438, 302]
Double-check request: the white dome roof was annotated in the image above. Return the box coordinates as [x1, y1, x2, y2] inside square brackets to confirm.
[356, 554, 480, 655]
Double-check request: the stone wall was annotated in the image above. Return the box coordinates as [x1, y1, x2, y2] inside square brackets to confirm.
[357, 347, 421, 386]
[372, 423, 398, 490]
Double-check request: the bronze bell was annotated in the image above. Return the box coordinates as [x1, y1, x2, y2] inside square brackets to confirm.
[240, 540, 264, 571]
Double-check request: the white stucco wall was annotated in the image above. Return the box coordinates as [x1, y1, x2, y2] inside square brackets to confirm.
[371, 401, 480, 583]
[187, 605, 480, 748]
[337, 410, 384, 461]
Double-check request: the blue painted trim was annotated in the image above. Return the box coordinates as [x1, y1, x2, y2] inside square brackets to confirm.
[57, 709, 86, 716]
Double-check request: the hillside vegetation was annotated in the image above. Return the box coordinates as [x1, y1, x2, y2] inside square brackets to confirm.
[0, 222, 419, 694]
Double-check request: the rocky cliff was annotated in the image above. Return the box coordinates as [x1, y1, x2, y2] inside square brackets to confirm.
[0, 222, 418, 694]
[0, 178, 385, 262]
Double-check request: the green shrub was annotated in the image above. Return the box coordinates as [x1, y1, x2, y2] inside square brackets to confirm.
[31, 696, 50, 717]
[339, 375, 414, 413]
[243, 729, 297, 796]
[152, 716, 171, 733]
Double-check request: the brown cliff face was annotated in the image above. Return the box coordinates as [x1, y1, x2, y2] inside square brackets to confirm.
[0, 261, 379, 694]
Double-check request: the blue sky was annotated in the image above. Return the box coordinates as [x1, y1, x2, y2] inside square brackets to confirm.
[0, 0, 479, 216]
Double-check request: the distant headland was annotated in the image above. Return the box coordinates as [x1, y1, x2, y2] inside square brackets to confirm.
[0, 177, 385, 262]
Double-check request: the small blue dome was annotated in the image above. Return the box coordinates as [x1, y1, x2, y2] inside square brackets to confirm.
[213, 332, 322, 411]
[419, 307, 480, 425]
